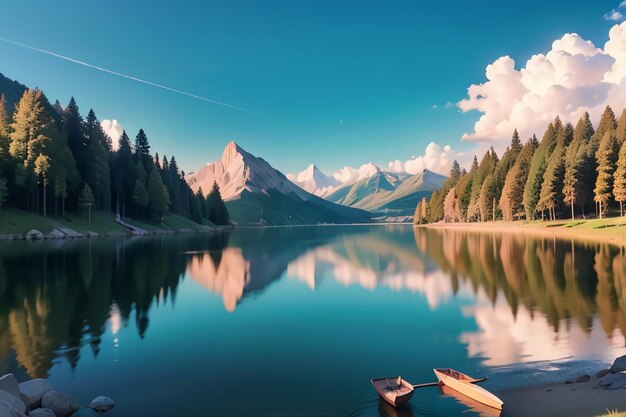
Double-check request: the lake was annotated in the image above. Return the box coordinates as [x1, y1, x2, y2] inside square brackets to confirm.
[0, 225, 625, 417]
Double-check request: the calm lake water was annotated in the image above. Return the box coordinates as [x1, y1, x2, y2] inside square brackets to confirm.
[1, 225, 625, 417]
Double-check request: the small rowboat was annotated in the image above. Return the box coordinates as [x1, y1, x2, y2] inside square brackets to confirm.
[433, 368, 503, 410]
[371, 376, 415, 407]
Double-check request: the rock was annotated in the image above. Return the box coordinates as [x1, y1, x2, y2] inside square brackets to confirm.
[611, 355, 626, 373]
[18, 379, 53, 409]
[41, 390, 79, 417]
[596, 369, 611, 378]
[0, 390, 26, 415]
[0, 374, 20, 399]
[72, 407, 100, 417]
[599, 372, 626, 388]
[25, 230, 44, 240]
[565, 380, 573, 384]
[575, 374, 591, 383]
[29, 408, 56, 417]
[88, 395, 115, 413]
[0, 402, 26, 417]
[47, 229, 66, 239]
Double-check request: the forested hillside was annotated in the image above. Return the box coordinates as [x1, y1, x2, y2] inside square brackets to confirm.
[416, 106, 626, 224]
[0, 73, 230, 226]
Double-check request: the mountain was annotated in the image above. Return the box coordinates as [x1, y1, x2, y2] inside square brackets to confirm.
[286, 164, 340, 197]
[185, 142, 372, 225]
[326, 168, 446, 218]
[288, 162, 385, 197]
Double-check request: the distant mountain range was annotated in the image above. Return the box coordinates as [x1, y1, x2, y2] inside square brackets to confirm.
[185, 142, 446, 225]
[288, 162, 446, 219]
[185, 142, 372, 225]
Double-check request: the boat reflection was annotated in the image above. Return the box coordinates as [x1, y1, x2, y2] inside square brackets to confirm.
[377, 399, 415, 417]
[439, 385, 502, 417]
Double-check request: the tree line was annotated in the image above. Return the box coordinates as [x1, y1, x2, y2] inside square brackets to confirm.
[0, 88, 230, 225]
[415, 106, 626, 223]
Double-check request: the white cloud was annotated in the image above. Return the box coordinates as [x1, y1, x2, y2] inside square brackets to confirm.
[100, 119, 124, 150]
[387, 141, 465, 176]
[605, 10, 623, 21]
[444, 101, 454, 109]
[459, 22, 626, 143]
[431, 104, 438, 109]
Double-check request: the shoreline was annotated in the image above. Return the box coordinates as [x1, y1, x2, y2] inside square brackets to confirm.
[418, 218, 626, 247]
[500, 378, 625, 417]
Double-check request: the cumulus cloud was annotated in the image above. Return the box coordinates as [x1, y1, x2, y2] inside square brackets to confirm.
[459, 22, 626, 143]
[387, 141, 465, 176]
[100, 119, 124, 150]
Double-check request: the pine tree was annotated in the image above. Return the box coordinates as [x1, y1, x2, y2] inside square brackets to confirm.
[468, 148, 498, 222]
[132, 179, 149, 217]
[413, 200, 422, 224]
[54, 174, 67, 217]
[586, 106, 617, 217]
[0, 94, 9, 167]
[563, 113, 594, 219]
[616, 109, 626, 145]
[0, 175, 7, 209]
[79, 183, 95, 224]
[523, 119, 560, 219]
[500, 138, 538, 221]
[594, 130, 619, 218]
[84, 110, 111, 210]
[63, 97, 86, 177]
[206, 181, 230, 225]
[537, 146, 566, 220]
[112, 131, 137, 217]
[34, 154, 51, 216]
[135, 129, 150, 162]
[147, 167, 170, 219]
[614, 139, 626, 216]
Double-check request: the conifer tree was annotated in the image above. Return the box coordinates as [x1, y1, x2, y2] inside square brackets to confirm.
[147, 167, 170, 219]
[206, 181, 230, 225]
[135, 129, 150, 162]
[614, 139, 626, 216]
[467, 149, 498, 221]
[0, 175, 7, 208]
[132, 179, 149, 217]
[79, 183, 95, 224]
[34, 154, 50, 216]
[617, 109, 626, 145]
[63, 97, 86, 177]
[414, 200, 423, 224]
[523, 119, 561, 219]
[0, 94, 9, 167]
[537, 146, 566, 220]
[594, 130, 619, 218]
[500, 138, 537, 221]
[563, 113, 594, 219]
[84, 110, 111, 210]
[586, 106, 617, 216]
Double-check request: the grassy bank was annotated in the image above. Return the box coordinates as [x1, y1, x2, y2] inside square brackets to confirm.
[419, 217, 626, 246]
[0, 208, 214, 237]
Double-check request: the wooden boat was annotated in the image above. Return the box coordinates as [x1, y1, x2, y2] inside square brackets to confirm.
[371, 376, 415, 407]
[433, 368, 503, 410]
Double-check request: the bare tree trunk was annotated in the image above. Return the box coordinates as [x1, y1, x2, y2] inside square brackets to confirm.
[621, 200, 623, 217]
[571, 202, 574, 220]
[42, 180, 47, 217]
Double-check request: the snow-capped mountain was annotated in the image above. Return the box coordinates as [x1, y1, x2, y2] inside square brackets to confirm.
[286, 164, 340, 197]
[185, 142, 371, 225]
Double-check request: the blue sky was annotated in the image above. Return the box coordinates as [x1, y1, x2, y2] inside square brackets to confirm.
[0, 0, 621, 174]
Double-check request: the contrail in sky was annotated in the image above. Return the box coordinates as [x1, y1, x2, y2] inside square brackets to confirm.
[0, 36, 248, 112]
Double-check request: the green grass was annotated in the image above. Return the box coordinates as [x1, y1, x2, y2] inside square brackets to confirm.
[0, 208, 212, 236]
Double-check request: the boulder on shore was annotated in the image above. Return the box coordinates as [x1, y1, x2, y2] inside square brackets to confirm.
[72, 407, 100, 416]
[610, 355, 626, 373]
[41, 390, 79, 417]
[596, 369, 611, 378]
[0, 389, 27, 415]
[0, 402, 26, 417]
[25, 230, 44, 240]
[0, 374, 20, 399]
[575, 374, 591, 383]
[18, 379, 53, 409]
[47, 229, 67, 239]
[88, 395, 115, 412]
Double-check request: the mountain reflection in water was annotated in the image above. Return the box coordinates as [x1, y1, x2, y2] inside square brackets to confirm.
[0, 225, 625, 383]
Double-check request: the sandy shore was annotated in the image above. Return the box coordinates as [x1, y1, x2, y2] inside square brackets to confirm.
[500, 379, 625, 417]
[419, 218, 626, 247]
